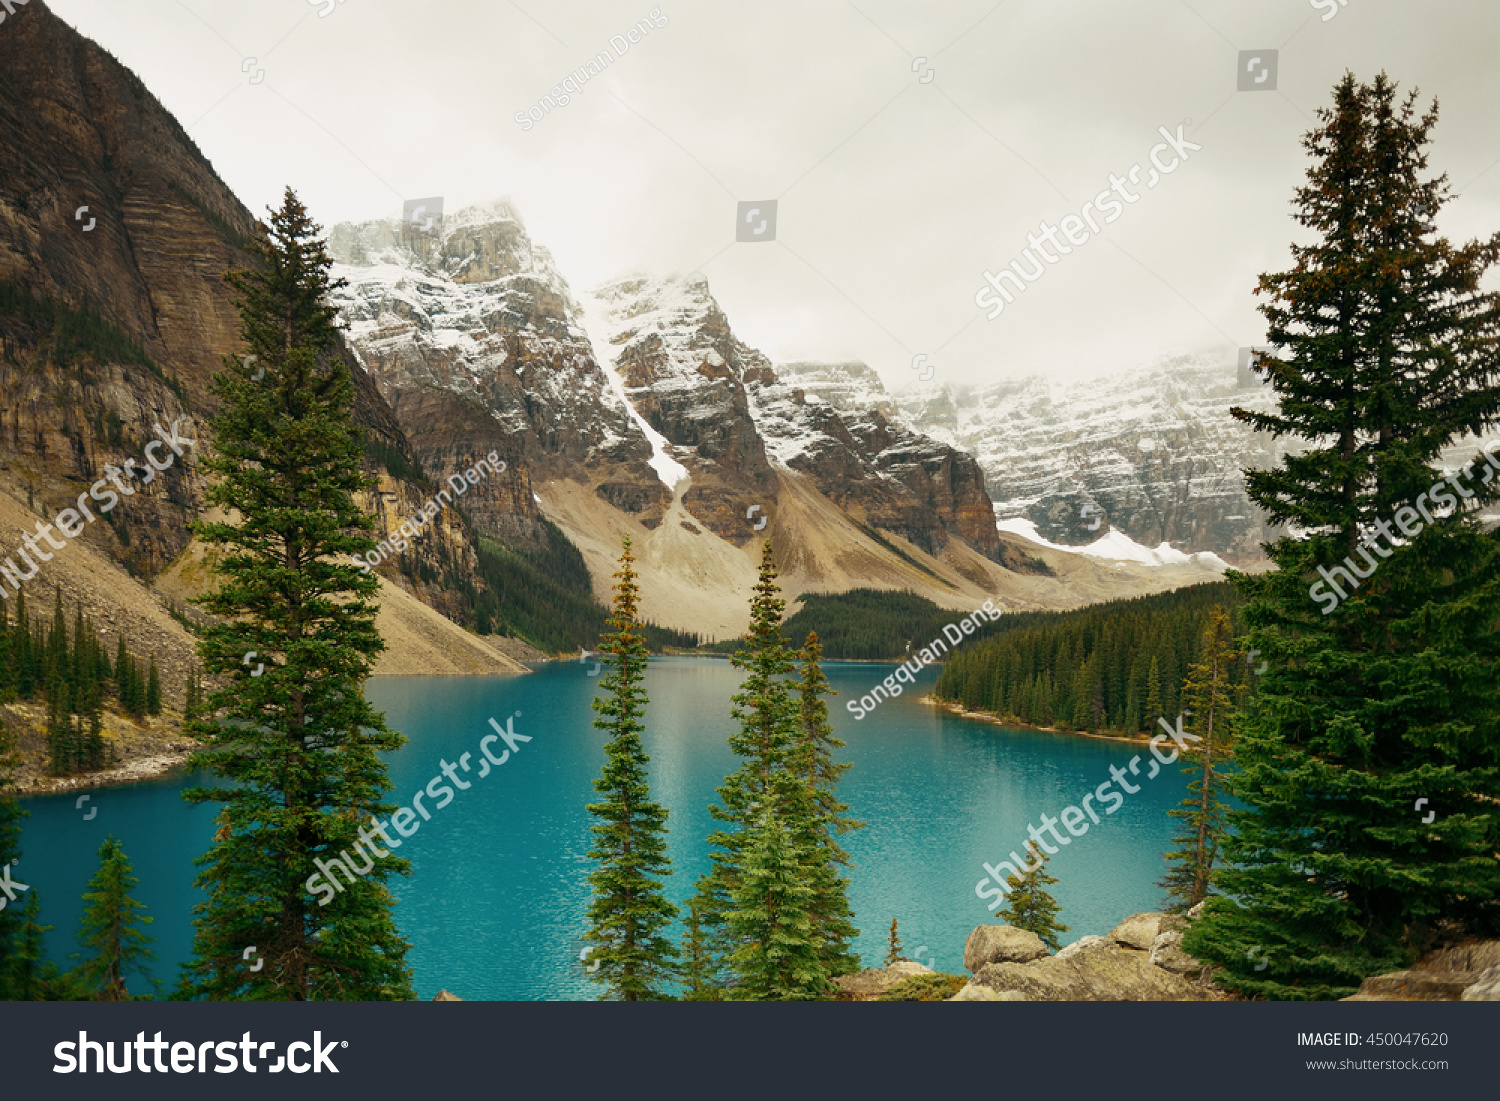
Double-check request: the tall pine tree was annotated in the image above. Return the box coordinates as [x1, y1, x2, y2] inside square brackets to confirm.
[1187, 74, 1500, 998]
[8, 891, 62, 1000]
[680, 897, 715, 1001]
[181, 189, 413, 1001]
[584, 537, 679, 1000]
[1159, 607, 1238, 911]
[693, 541, 834, 998]
[1143, 655, 1163, 726]
[692, 541, 802, 995]
[789, 631, 862, 976]
[72, 837, 155, 1000]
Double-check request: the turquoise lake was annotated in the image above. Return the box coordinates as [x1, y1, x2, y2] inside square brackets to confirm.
[17, 657, 1191, 1000]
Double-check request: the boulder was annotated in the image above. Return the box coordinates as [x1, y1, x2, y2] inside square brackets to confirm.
[964, 925, 1051, 972]
[432, 989, 463, 1001]
[1056, 934, 1110, 960]
[1149, 930, 1203, 976]
[1351, 970, 1477, 1001]
[1109, 912, 1183, 951]
[1461, 964, 1500, 1002]
[1345, 941, 1500, 1001]
[834, 960, 933, 998]
[972, 937, 1214, 1001]
[1187, 900, 1208, 921]
[1420, 941, 1500, 975]
[949, 983, 1027, 1002]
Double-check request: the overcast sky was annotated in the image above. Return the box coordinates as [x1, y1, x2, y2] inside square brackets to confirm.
[44, 0, 1500, 391]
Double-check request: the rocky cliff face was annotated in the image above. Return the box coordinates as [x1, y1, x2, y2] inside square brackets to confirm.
[329, 202, 668, 548]
[585, 273, 1004, 561]
[329, 213, 1014, 587]
[897, 357, 1286, 565]
[787, 355, 1286, 566]
[0, 0, 509, 664]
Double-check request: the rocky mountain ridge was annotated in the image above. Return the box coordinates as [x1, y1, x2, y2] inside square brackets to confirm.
[327, 203, 1206, 637]
[785, 355, 1286, 566]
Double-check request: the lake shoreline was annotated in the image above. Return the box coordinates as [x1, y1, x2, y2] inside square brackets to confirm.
[15, 747, 197, 798]
[924, 696, 1155, 746]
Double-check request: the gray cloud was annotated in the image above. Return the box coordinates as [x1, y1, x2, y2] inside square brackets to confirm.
[48, 0, 1500, 390]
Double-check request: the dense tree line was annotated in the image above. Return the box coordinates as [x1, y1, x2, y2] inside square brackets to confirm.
[0, 588, 162, 774]
[363, 437, 429, 486]
[712, 588, 1017, 660]
[934, 583, 1246, 735]
[766, 589, 957, 660]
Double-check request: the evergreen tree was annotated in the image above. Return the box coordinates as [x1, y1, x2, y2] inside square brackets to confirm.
[680, 897, 716, 1002]
[72, 837, 155, 1000]
[789, 631, 862, 976]
[10, 890, 64, 1000]
[13, 588, 35, 698]
[114, 636, 131, 715]
[1070, 661, 1091, 731]
[145, 658, 161, 716]
[727, 803, 828, 1000]
[692, 540, 809, 996]
[584, 537, 678, 1000]
[885, 917, 903, 967]
[999, 844, 1069, 952]
[1160, 607, 1238, 911]
[1188, 74, 1500, 998]
[1144, 655, 1163, 726]
[181, 189, 413, 1001]
[183, 663, 202, 723]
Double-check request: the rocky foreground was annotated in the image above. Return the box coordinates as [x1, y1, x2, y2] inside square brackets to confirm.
[836, 906, 1500, 1002]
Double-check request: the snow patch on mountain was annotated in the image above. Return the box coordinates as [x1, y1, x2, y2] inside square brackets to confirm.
[578, 293, 688, 490]
[892, 354, 1285, 564]
[997, 518, 1230, 572]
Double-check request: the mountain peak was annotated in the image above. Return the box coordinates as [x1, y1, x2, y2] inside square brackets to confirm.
[328, 197, 565, 290]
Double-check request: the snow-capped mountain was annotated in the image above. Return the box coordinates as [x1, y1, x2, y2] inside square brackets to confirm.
[897, 356, 1284, 564]
[584, 274, 1003, 562]
[786, 355, 1285, 565]
[325, 200, 1229, 634]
